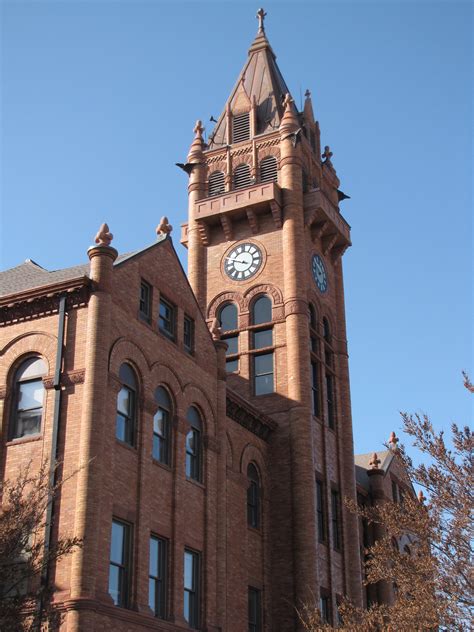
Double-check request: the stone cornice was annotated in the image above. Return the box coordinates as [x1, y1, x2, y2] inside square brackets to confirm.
[226, 389, 277, 441]
[0, 279, 92, 326]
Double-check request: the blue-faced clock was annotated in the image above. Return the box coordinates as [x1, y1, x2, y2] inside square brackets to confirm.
[312, 254, 328, 293]
[224, 243, 262, 281]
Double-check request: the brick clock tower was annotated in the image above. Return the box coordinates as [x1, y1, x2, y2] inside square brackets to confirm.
[182, 10, 362, 627]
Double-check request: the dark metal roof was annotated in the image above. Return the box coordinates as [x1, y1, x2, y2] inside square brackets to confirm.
[208, 29, 294, 149]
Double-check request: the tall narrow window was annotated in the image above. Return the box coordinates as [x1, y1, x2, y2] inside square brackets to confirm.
[139, 280, 152, 323]
[232, 112, 250, 143]
[149, 535, 167, 618]
[159, 298, 176, 340]
[109, 519, 131, 608]
[184, 549, 200, 629]
[247, 463, 261, 529]
[208, 170, 225, 197]
[331, 489, 341, 551]
[186, 407, 202, 482]
[311, 362, 320, 417]
[259, 155, 278, 183]
[153, 387, 172, 465]
[320, 592, 331, 624]
[316, 479, 326, 543]
[219, 303, 239, 373]
[184, 315, 194, 353]
[11, 357, 46, 439]
[233, 163, 252, 189]
[248, 587, 262, 632]
[323, 318, 336, 429]
[116, 364, 137, 446]
[251, 295, 274, 395]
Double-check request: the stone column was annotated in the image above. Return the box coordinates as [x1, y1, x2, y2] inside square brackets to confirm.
[187, 120, 207, 311]
[279, 95, 318, 613]
[70, 225, 117, 601]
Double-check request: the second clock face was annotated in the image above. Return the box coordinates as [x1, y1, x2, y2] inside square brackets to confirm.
[312, 254, 328, 293]
[224, 243, 262, 281]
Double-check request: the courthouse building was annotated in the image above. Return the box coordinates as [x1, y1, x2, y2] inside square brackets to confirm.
[0, 10, 411, 631]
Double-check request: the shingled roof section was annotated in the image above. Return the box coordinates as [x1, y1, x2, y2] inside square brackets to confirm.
[354, 450, 394, 490]
[0, 235, 168, 299]
[207, 23, 294, 149]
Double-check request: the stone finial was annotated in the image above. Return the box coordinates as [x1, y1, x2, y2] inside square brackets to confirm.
[209, 318, 222, 341]
[369, 452, 381, 470]
[156, 216, 173, 236]
[94, 223, 113, 246]
[283, 93, 294, 110]
[305, 88, 311, 99]
[256, 7, 267, 33]
[322, 145, 333, 163]
[194, 119, 204, 139]
[388, 431, 399, 451]
[418, 490, 426, 504]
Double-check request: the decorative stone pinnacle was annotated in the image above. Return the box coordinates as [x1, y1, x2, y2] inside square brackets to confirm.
[193, 120, 204, 138]
[418, 490, 426, 504]
[156, 216, 173, 236]
[209, 318, 222, 341]
[94, 223, 113, 246]
[322, 145, 333, 163]
[388, 431, 399, 451]
[369, 452, 381, 470]
[305, 89, 311, 99]
[283, 93, 294, 109]
[257, 8, 267, 33]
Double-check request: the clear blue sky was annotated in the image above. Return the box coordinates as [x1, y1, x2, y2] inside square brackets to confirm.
[1, 0, 472, 455]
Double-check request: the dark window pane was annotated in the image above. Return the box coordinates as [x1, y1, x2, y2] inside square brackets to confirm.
[119, 363, 137, 389]
[332, 491, 341, 550]
[159, 299, 175, 338]
[109, 565, 120, 605]
[149, 536, 166, 618]
[184, 316, 194, 352]
[224, 335, 239, 355]
[116, 385, 135, 445]
[110, 522, 125, 564]
[252, 296, 272, 325]
[12, 357, 46, 439]
[248, 587, 262, 632]
[316, 480, 326, 542]
[139, 281, 151, 321]
[153, 408, 169, 464]
[255, 353, 272, 374]
[155, 386, 171, 410]
[255, 374, 273, 396]
[226, 358, 239, 373]
[184, 550, 199, 628]
[219, 303, 238, 331]
[186, 406, 202, 430]
[253, 329, 272, 349]
[326, 373, 335, 429]
[109, 520, 130, 608]
[312, 363, 320, 417]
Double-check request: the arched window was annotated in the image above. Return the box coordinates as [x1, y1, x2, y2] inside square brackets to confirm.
[233, 164, 252, 190]
[247, 463, 261, 528]
[153, 387, 172, 465]
[208, 171, 225, 197]
[186, 406, 202, 482]
[259, 155, 278, 183]
[251, 295, 274, 395]
[116, 363, 137, 446]
[219, 303, 239, 373]
[11, 357, 47, 439]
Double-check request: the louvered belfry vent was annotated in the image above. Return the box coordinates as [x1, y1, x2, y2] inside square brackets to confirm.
[259, 156, 278, 183]
[232, 112, 250, 143]
[208, 171, 225, 197]
[233, 164, 252, 190]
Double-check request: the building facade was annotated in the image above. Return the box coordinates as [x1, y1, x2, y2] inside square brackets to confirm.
[0, 11, 404, 632]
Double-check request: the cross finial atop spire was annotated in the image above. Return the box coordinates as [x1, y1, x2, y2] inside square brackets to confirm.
[193, 119, 204, 138]
[305, 89, 311, 99]
[257, 8, 267, 33]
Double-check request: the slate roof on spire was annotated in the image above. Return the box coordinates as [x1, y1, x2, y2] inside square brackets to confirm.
[207, 17, 293, 149]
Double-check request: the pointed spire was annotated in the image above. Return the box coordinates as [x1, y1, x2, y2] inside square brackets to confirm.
[187, 119, 206, 162]
[208, 10, 291, 147]
[280, 93, 299, 135]
[303, 88, 315, 124]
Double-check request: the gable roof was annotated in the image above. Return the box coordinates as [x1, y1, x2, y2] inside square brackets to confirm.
[208, 27, 294, 148]
[0, 235, 168, 299]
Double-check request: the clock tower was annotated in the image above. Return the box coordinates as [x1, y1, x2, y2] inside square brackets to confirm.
[182, 10, 362, 627]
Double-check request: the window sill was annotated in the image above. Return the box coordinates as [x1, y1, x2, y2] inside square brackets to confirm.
[115, 439, 137, 452]
[247, 525, 262, 536]
[158, 329, 176, 343]
[152, 458, 172, 472]
[6, 433, 42, 447]
[185, 477, 205, 490]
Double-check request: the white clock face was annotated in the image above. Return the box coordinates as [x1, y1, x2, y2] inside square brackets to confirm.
[312, 254, 328, 293]
[224, 243, 262, 281]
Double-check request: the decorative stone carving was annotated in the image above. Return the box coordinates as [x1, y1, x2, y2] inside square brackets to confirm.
[0, 386, 7, 400]
[284, 299, 308, 317]
[226, 393, 277, 442]
[156, 216, 173, 236]
[209, 318, 222, 341]
[388, 431, 399, 451]
[0, 286, 91, 326]
[322, 145, 333, 164]
[207, 291, 245, 319]
[243, 283, 283, 308]
[94, 223, 113, 246]
[369, 452, 381, 470]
